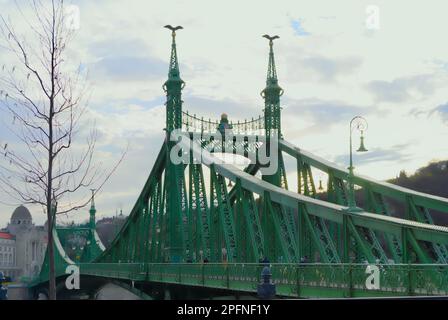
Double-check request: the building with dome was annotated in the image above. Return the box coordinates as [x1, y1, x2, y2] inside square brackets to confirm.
[0, 205, 47, 281]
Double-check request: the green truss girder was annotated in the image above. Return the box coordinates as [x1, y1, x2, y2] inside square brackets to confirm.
[326, 172, 388, 264]
[203, 146, 448, 245]
[235, 178, 265, 261]
[297, 159, 340, 263]
[31, 228, 74, 286]
[405, 196, 447, 263]
[299, 202, 338, 263]
[149, 181, 162, 262]
[281, 139, 448, 216]
[289, 139, 445, 264]
[32, 30, 448, 297]
[189, 163, 211, 261]
[210, 164, 237, 262]
[88, 135, 448, 272]
[56, 227, 103, 263]
[261, 150, 298, 262]
[157, 180, 167, 262]
[263, 192, 297, 262]
[364, 186, 403, 263]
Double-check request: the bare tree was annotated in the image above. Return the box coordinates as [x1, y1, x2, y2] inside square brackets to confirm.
[0, 0, 125, 299]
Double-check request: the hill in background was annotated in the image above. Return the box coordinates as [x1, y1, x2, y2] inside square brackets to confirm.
[388, 161, 448, 198]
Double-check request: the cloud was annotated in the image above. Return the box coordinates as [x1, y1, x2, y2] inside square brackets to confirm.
[366, 74, 436, 103]
[283, 97, 370, 123]
[86, 38, 168, 81]
[285, 54, 362, 83]
[430, 102, 448, 122]
[91, 96, 165, 114]
[88, 38, 149, 57]
[334, 145, 412, 166]
[291, 19, 310, 36]
[431, 59, 448, 72]
[303, 56, 362, 82]
[90, 55, 166, 81]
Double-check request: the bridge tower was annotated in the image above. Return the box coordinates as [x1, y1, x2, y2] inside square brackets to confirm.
[261, 35, 285, 185]
[89, 189, 96, 231]
[260, 35, 299, 263]
[163, 25, 185, 132]
[261, 35, 283, 139]
[163, 25, 190, 262]
[84, 189, 101, 261]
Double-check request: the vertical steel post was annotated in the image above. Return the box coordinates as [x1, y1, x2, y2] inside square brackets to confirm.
[163, 26, 187, 262]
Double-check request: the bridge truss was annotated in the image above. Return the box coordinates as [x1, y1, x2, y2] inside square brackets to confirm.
[31, 28, 448, 298]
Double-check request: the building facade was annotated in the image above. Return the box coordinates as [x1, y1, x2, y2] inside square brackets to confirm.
[0, 232, 19, 278]
[0, 206, 47, 281]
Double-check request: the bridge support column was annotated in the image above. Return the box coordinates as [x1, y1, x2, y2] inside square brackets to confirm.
[297, 203, 305, 261]
[345, 265, 353, 298]
[401, 227, 409, 263]
[162, 26, 189, 263]
[342, 215, 350, 263]
[262, 191, 275, 262]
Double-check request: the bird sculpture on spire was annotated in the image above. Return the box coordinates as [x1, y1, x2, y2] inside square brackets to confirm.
[164, 25, 183, 37]
[262, 34, 280, 44]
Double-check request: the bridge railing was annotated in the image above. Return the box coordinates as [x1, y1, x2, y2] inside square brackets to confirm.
[182, 111, 265, 135]
[75, 263, 448, 298]
[80, 262, 146, 281]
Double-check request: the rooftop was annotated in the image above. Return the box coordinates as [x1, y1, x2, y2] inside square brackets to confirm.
[11, 205, 32, 221]
[0, 232, 15, 240]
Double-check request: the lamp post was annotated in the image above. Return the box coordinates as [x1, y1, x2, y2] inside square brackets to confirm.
[347, 116, 368, 211]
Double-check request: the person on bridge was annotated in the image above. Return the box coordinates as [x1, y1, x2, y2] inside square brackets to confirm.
[0, 272, 8, 300]
[217, 113, 233, 136]
[258, 256, 270, 266]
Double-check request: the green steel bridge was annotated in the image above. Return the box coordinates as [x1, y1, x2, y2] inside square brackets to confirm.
[30, 27, 448, 299]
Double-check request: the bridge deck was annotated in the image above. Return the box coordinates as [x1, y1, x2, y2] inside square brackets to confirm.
[76, 263, 448, 298]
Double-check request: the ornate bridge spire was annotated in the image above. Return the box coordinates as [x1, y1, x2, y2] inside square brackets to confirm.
[163, 25, 185, 132]
[164, 25, 183, 81]
[261, 34, 283, 138]
[89, 189, 96, 230]
[263, 34, 279, 86]
[260, 36, 286, 261]
[163, 25, 189, 263]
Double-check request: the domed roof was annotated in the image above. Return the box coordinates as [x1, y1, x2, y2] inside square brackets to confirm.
[11, 205, 32, 221]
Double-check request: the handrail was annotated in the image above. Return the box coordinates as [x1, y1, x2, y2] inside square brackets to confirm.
[182, 110, 265, 134]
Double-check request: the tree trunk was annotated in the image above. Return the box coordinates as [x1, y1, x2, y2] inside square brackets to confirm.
[47, 210, 56, 299]
[47, 6, 56, 298]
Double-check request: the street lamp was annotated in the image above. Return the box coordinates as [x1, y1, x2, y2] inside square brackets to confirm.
[318, 179, 324, 192]
[347, 116, 368, 211]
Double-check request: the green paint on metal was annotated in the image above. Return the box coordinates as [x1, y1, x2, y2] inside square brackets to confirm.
[31, 31, 448, 298]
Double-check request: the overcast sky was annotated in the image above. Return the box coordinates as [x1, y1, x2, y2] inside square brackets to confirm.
[1, 0, 448, 226]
